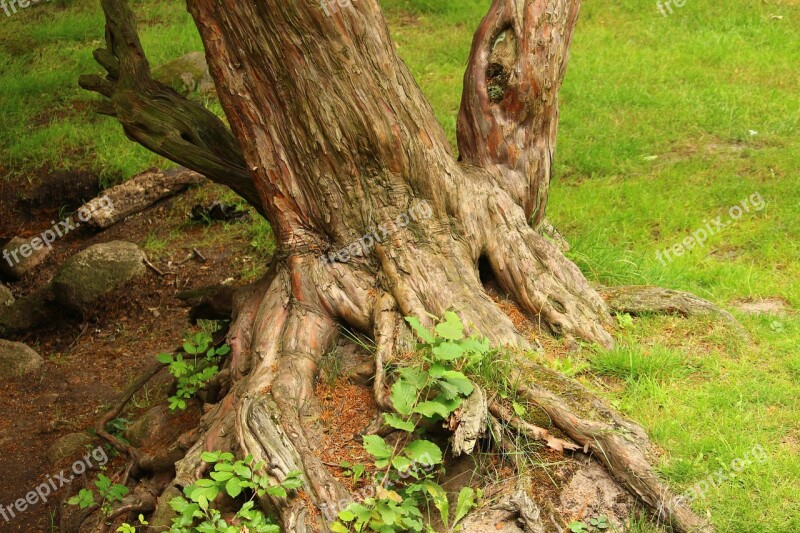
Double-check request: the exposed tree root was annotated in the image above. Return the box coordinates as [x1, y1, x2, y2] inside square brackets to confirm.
[508, 360, 714, 532]
[489, 401, 580, 454]
[602, 285, 749, 339]
[96, 360, 166, 459]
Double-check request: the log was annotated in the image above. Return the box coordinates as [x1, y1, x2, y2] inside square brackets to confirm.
[78, 167, 204, 229]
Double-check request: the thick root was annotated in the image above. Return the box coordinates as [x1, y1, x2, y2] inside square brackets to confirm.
[481, 189, 615, 348]
[508, 359, 713, 532]
[601, 285, 749, 340]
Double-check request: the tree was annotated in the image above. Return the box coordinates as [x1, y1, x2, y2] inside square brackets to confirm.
[79, 0, 714, 531]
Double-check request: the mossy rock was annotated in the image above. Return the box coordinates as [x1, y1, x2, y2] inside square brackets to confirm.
[0, 284, 12, 307]
[0, 287, 55, 337]
[46, 432, 93, 466]
[0, 339, 44, 379]
[52, 241, 146, 313]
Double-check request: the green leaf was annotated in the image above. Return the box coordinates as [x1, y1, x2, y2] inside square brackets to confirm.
[226, 476, 243, 498]
[441, 371, 474, 397]
[405, 316, 436, 344]
[413, 401, 451, 419]
[377, 501, 398, 525]
[363, 435, 393, 460]
[390, 380, 418, 416]
[281, 471, 304, 490]
[435, 311, 465, 341]
[403, 440, 442, 466]
[201, 451, 220, 463]
[397, 367, 429, 389]
[337, 510, 356, 522]
[183, 341, 198, 354]
[330, 522, 350, 533]
[233, 462, 252, 478]
[512, 402, 527, 417]
[107, 484, 129, 501]
[210, 470, 234, 482]
[383, 413, 416, 432]
[460, 336, 491, 356]
[95, 474, 111, 492]
[267, 485, 287, 498]
[67, 489, 95, 509]
[156, 353, 174, 364]
[216, 345, 231, 356]
[391, 455, 414, 473]
[422, 481, 449, 527]
[454, 487, 476, 525]
[432, 342, 465, 361]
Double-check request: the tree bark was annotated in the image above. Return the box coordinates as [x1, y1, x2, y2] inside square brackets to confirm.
[81, 1, 713, 531]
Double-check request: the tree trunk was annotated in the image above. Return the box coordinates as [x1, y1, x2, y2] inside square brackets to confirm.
[82, 0, 712, 531]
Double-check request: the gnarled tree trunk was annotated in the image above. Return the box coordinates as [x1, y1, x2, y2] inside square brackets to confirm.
[81, 0, 713, 531]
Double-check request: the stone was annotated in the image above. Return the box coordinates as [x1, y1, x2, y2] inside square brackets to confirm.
[148, 485, 182, 530]
[0, 339, 44, 379]
[46, 432, 93, 466]
[0, 287, 56, 336]
[124, 404, 201, 449]
[0, 283, 12, 307]
[0, 236, 52, 279]
[51, 241, 146, 312]
[153, 52, 215, 96]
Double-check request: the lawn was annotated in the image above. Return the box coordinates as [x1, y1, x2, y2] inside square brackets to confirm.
[1, 0, 799, 531]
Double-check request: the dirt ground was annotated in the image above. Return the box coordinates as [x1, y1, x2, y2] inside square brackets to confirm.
[0, 169, 257, 532]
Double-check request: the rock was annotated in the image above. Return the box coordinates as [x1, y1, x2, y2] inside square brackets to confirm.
[0, 339, 44, 379]
[0, 287, 57, 336]
[0, 283, 12, 307]
[124, 404, 201, 449]
[153, 51, 215, 96]
[52, 241, 146, 312]
[46, 432, 93, 466]
[0, 236, 52, 279]
[148, 485, 182, 530]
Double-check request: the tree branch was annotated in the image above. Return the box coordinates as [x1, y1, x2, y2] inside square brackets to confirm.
[80, 0, 265, 216]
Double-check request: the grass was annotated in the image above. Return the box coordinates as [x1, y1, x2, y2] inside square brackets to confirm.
[2, 0, 799, 531]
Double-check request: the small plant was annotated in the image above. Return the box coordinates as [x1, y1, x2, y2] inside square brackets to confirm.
[549, 355, 590, 377]
[568, 516, 610, 532]
[569, 521, 589, 533]
[105, 417, 131, 442]
[117, 515, 148, 532]
[615, 313, 635, 330]
[340, 461, 366, 484]
[167, 451, 301, 532]
[157, 332, 230, 411]
[589, 515, 610, 530]
[68, 474, 129, 516]
[333, 312, 485, 532]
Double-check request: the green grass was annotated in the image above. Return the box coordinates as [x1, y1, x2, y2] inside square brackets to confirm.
[2, 0, 799, 531]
